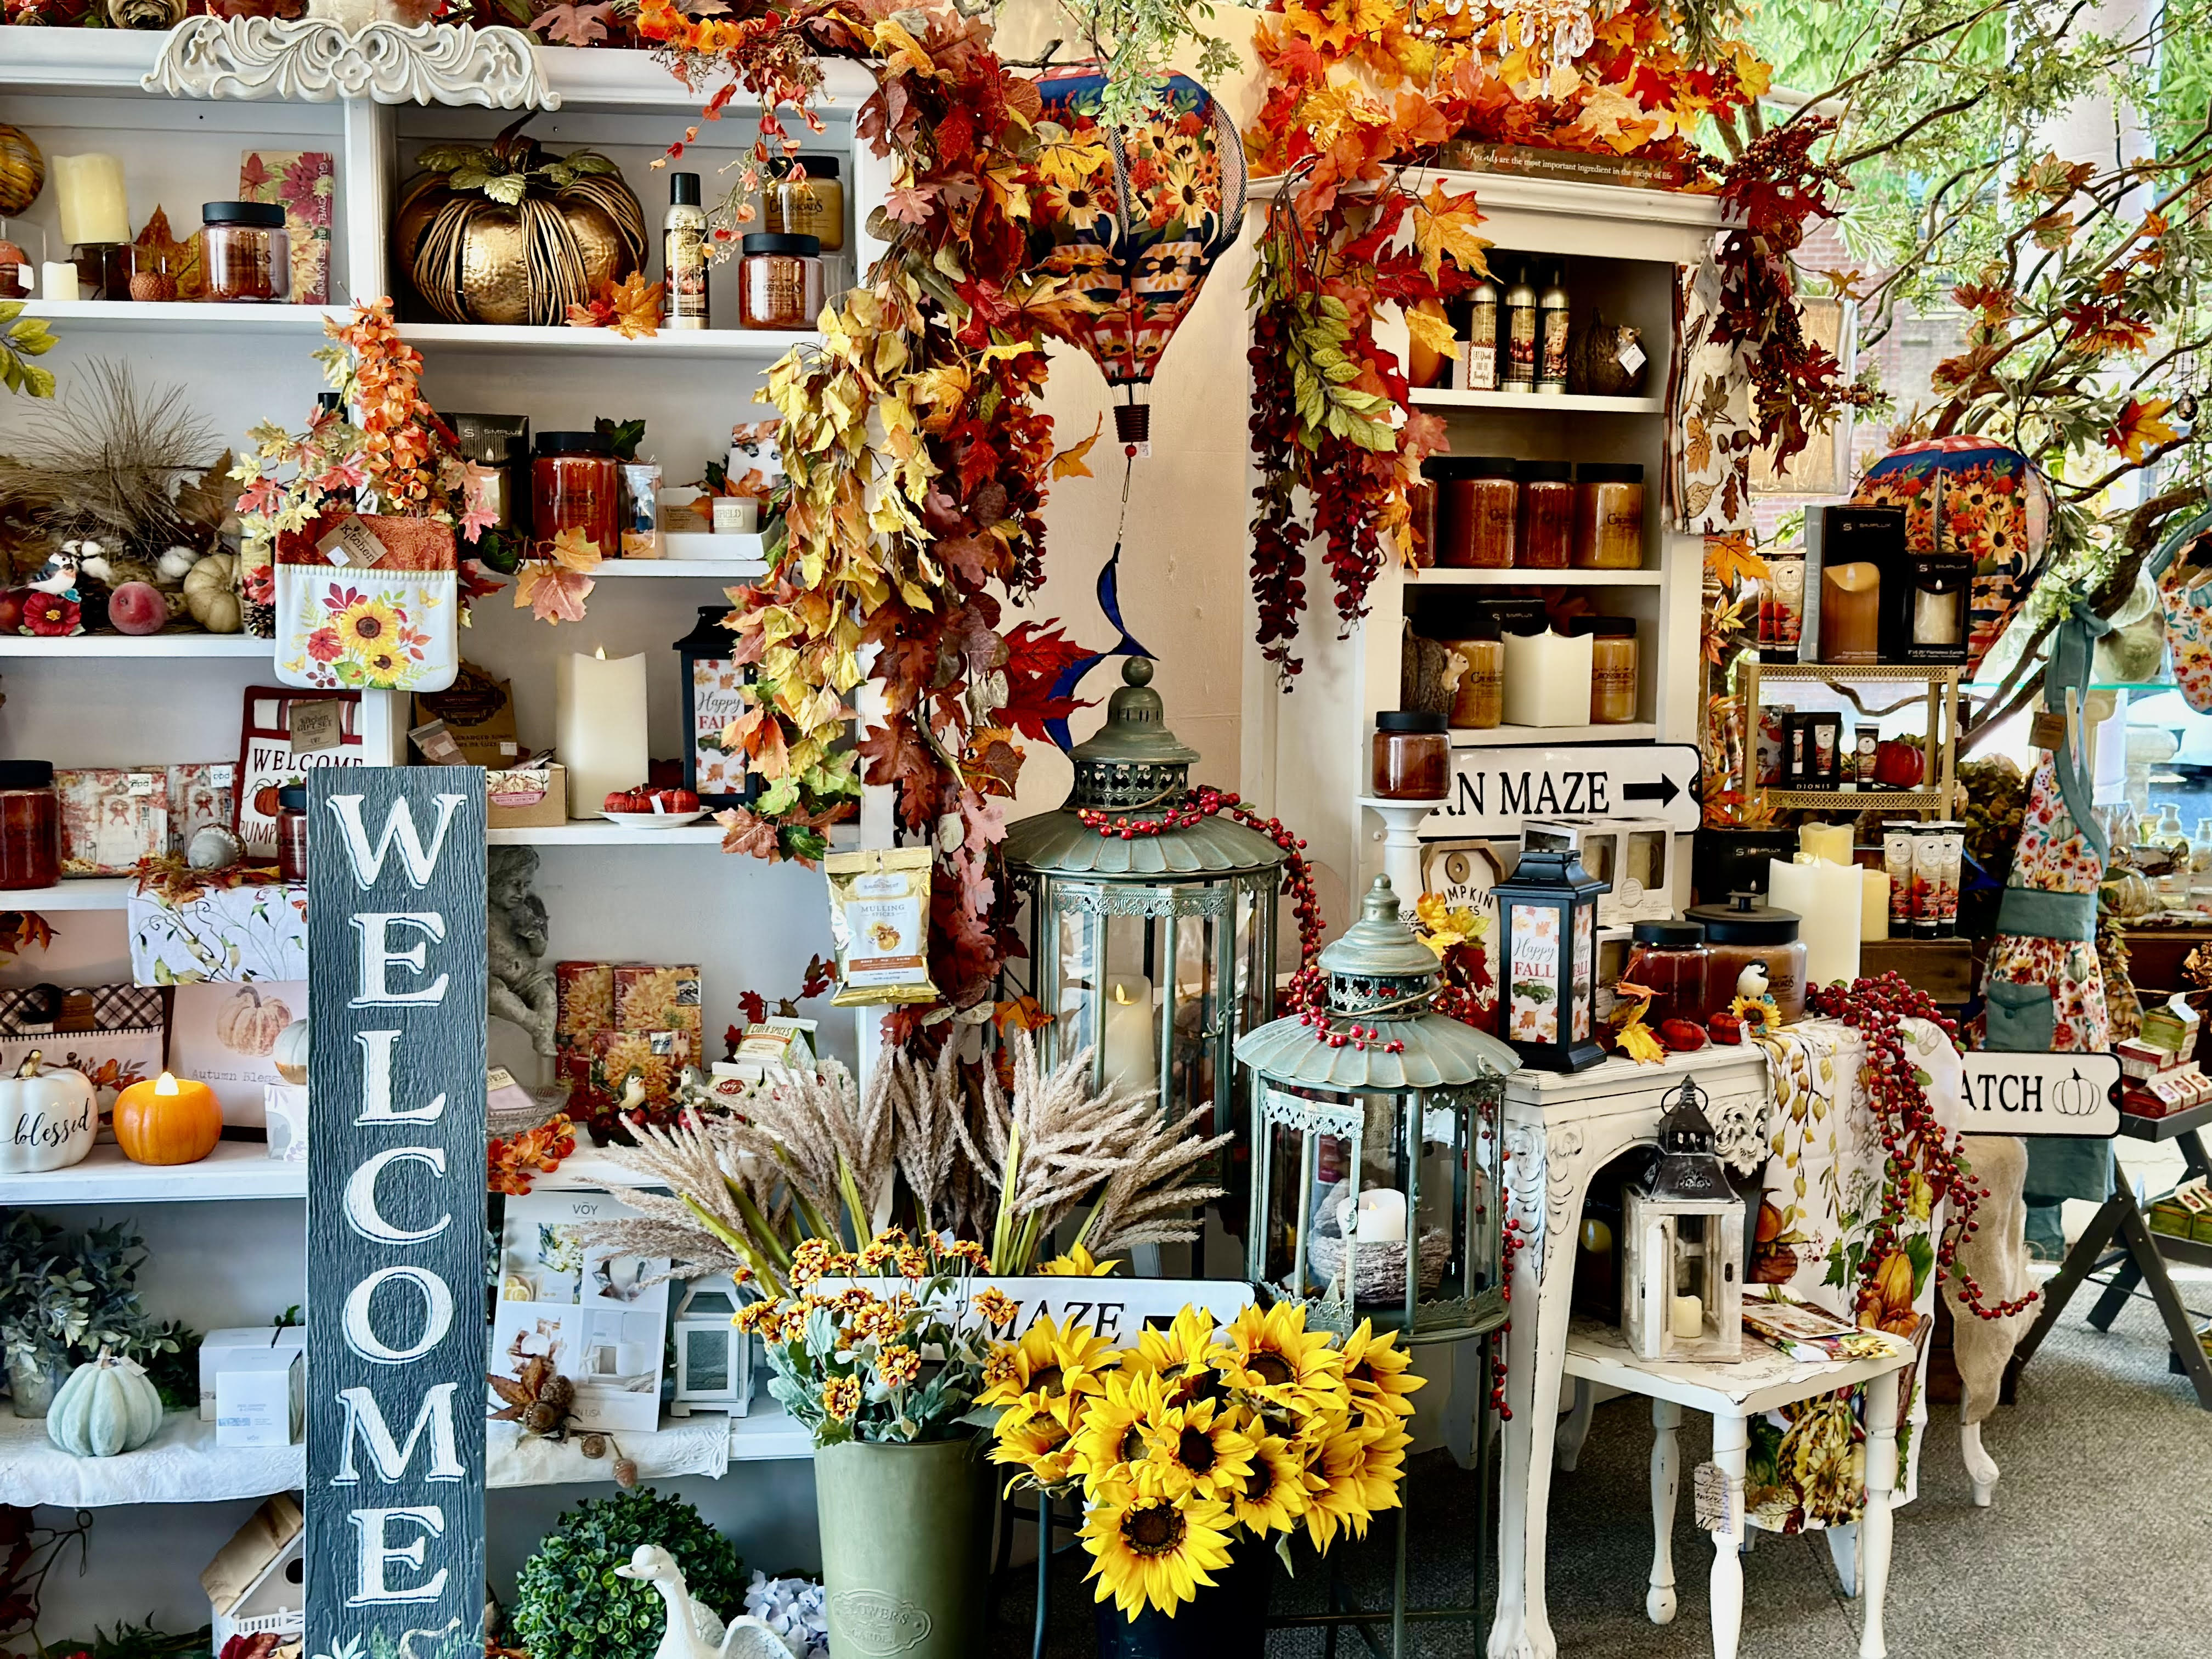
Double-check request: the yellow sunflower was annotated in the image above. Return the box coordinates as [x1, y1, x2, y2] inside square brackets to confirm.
[1120, 1306, 1223, 1407]
[1218, 1303, 1348, 1419]
[992, 1400, 1081, 1492]
[334, 595, 402, 659]
[1339, 1319, 1424, 1425]
[1302, 1414, 1409, 1550]
[1072, 1367, 1164, 1484]
[1228, 1430, 1315, 1536]
[978, 1314, 1116, 1412]
[1082, 1481, 1235, 1621]
[1138, 1393, 1256, 1502]
[1037, 1243, 1120, 1276]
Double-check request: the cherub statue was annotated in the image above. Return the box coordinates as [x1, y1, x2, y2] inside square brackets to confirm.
[488, 844, 557, 1056]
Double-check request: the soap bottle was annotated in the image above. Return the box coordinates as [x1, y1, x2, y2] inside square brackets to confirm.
[1460, 272, 1499, 391]
[1537, 264, 1570, 394]
[2191, 818, 2212, 911]
[662, 171, 709, 331]
[1502, 264, 1537, 392]
[2155, 803, 2190, 904]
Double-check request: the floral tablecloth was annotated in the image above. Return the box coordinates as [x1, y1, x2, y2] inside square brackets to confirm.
[1744, 1015, 1963, 1532]
[129, 881, 308, 986]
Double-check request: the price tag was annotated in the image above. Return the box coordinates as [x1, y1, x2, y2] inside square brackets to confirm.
[2028, 710, 2070, 751]
[1617, 338, 1648, 376]
[289, 699, 346, 754]
[1692, 1462, 1741, 1535]
[317, 515, 387, 569]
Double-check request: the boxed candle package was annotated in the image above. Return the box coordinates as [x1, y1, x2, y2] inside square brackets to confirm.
[198, 1325, 306, 1422]
[166, 763, 238, 857]
[216, 1345, 305, 1448]
[1519, 818, 1673, 926]
[487, 761, 567, 830]
[1807, 504, 1903, 665]
[1882, 551, 1972, 665]
[57, 767, 170, 876]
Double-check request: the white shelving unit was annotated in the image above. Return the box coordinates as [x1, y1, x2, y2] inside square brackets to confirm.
[0, 26, 880, 1626]
[1242, 168, 1725, 917]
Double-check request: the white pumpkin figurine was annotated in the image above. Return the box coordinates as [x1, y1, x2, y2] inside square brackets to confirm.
[0, 1049, 98, 1175]
[273, 1018, 310, 1086]
[47, 1349, 165, 1458]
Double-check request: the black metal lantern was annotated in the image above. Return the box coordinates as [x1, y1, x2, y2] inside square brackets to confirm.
[1622, 1076, 1745, 1362]
[1000, 658, 1286, 1133]
[1492, 845, 1607, 1073]
[672, 605, 756, 810]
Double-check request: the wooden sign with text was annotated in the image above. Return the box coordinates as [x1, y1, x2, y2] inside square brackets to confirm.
[1958, 1050, 2120, 1137]
[1420, 743, 1702, 838]
[307, 768, 488, 1657]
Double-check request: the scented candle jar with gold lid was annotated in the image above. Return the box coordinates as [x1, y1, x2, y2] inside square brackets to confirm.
[0, 760, 60, 891]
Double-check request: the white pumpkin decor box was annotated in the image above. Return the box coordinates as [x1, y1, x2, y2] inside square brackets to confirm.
[2, 1049, 98, 1173]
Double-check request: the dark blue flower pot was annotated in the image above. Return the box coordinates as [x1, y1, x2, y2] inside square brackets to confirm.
[1091, 1539, 1271, 1659]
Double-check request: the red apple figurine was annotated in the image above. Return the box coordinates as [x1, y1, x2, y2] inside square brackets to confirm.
[0, 590, 24, 635]
[1872, 739, 1925, 788]
[109, 581, 169, 635]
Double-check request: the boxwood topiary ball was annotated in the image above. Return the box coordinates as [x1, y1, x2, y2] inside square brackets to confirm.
[510, 1486, 745, 1659]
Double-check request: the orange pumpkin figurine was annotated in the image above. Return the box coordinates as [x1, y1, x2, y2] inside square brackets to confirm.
[113, 1071, 223, 1166]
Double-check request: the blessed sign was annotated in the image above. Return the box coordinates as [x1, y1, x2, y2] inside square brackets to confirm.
[307, 768, 487, 1654]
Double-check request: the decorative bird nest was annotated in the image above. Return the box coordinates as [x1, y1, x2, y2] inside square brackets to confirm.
[1308, 1207, 1452, 1304]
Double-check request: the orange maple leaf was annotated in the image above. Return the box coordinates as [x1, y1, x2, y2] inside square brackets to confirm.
[1410, 180, 1491, 283]
[1705, 532, 1769, 589]
[2108, 396, 2181, 464]
[1051, 414, 1104, 479]
[566, 272, 663, 339]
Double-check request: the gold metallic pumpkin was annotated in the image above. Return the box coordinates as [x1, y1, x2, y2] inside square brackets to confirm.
[393, 117, 646, 329]
[0, 126, 44, 220]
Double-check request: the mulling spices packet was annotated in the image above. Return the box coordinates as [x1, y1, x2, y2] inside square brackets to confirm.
[826, 847, 941, 1007]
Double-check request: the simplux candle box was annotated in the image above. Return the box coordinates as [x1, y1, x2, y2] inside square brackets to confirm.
[57, 768, 169, 875]
[216, 1345, 304, 1448]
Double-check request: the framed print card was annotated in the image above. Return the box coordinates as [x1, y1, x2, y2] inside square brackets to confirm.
[493, 1192, 669, 1434]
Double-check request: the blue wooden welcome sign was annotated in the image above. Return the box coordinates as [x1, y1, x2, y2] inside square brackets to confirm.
[307, 768, 488, 1657]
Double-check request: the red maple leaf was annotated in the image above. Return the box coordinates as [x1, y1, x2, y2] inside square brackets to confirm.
[999, 619, 1097, 742]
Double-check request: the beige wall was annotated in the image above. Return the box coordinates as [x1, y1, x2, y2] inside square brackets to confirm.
[991, 9, 1267, 820]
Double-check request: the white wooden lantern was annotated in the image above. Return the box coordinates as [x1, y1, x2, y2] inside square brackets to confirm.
[1622, 1077, 1745, 1363]
[670, 1274, 752, 1417]
[1521, 816, 1677, 927]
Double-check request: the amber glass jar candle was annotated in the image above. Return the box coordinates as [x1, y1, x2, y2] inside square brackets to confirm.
[274, 785, 310, 883]
[532, 431, 620, 562]
[739, 233, 823, 329]
[1623, 919, 1707, 1026]
[1570, 616, 1639, 723]
[1446, 635, 1503, 729]
[0, 761, 60, 891]
[1571, 462, 1645, 569]
[201, 201, 291, 303]
[1515, 460, 1573, 569]
[1372, 711, 1451, 798]
[1686, 893, 1807, 1024]
[768, 156, 845, 252]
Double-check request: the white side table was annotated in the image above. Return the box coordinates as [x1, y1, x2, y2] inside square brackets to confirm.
[1562, 1317, 1915, 1659]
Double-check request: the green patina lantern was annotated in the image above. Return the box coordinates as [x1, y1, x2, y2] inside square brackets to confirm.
[1236, 875, 1519, 1341]
[1000, 659, 1286, 1139]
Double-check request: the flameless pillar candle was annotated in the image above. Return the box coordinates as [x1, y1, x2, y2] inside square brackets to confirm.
[1860, 867, 1891, 941]
[1769, 855, 1861, 990]
[1099, 974, 1154, 1097]
[1338, 1187, 1409, 1243]
[556, 646, 649, 818]
[40, 263, 80, 302]
[1670, 1293, 1703, 1340]
[1798, 822, 1853, 866]
[52, 154, 129, 249]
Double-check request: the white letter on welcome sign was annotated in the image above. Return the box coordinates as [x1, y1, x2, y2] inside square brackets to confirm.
[325, 793, 468, 890]
[332, 1384, 466, 1485]
[347, 1506, 449, 1604]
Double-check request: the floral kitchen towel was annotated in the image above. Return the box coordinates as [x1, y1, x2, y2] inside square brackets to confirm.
[1745, 1014, 1963, 1532]
[239, 150, 334, 305]
[129, 880, 308, 986]
[1671, 251, 1756, 534]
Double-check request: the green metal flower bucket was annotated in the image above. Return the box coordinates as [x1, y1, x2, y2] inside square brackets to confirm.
[814, 1435, 991, 1658]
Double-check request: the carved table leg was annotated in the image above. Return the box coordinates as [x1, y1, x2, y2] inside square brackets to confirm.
[1556, 1378, 1595, 1473]
[1647, 1397, 1681, 1626]
[1859, 1369, 1900, 1659]
[1960, 1418, 1998, 1507]
[1709, 1410, 1748, 1659]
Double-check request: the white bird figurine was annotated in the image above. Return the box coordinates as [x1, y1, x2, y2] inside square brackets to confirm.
[615, 1545, 794, 1659]
[23, 548, 81, 596]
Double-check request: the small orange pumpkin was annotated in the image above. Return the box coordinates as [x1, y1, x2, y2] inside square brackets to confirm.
[113, 1071, 222, 1166]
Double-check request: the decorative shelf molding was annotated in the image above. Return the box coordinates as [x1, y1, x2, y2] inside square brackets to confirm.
[0, 633, 272, 658]
[1410, 388, 1663, 414]
[399, 321, 820, 357]
[1407, 567, 1663, 588]
[143, 17, 555, 109]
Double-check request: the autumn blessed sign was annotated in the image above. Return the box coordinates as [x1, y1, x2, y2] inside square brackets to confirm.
[306, 769, 487, 1656]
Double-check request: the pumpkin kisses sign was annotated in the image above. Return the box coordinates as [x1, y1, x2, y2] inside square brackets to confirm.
[306, 768, 488, 1655]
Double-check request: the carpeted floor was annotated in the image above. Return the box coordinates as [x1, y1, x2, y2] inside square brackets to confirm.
[985, 1265, 2212, 1656]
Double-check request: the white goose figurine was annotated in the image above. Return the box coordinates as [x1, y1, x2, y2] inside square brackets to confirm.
[616, 1545, 793, 1659]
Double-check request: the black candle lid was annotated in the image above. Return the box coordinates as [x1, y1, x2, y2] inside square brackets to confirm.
[534, 431, 610, 456]
[1632, 918, 1705, 947]
[276, 784, 308, 813]
[741, 233, 822, 257]
[1685, 890, 1800, 944]
[1516, 459, 1572, 483]
[202, 201, 285, 228]
[1576, 462, 1645, 484]
[1376, 710, 1448, 733]
[0, 760, 54, 789]
[1462, 455, 1517, 479]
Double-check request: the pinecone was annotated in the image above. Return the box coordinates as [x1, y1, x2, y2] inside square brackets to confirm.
[522, 1401, 563, 1435]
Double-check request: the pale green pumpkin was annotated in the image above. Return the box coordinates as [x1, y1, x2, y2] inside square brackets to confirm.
[47, 1351, 164, 1458]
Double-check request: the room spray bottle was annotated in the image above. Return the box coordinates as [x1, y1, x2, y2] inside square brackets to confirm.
[663, 172, 709, 331]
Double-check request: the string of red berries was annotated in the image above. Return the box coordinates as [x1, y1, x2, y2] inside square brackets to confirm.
[1492, 1193, 1522, 1420]
[1805, 974, 2038, 1323]
[1079, 786, 1327, 1013]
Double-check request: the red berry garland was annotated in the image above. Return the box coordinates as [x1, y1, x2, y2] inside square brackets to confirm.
[1804, 973, 2038, 1323]
[1078, 787, 1327, 1017]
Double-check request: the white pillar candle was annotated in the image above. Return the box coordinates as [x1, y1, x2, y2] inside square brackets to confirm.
[1099, 973, 1154, 1098]
[1338, 1187, 1409, 1244]
[52, 154, 129, 249]
[1669, 1293, 1703, 1340]
[40, 262, 81, 302]
[1769, 855, 1861, 990]
[1860, 867, 1890, 942]
[556, 647, 649, 819]
[1798, 822, 1853, 866]
[1502, 628, 1595, 727]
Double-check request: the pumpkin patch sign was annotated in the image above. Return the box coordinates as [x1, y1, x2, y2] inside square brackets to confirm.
[306, 768, 487, 1653]
[1959, 1050, 2120, 1136]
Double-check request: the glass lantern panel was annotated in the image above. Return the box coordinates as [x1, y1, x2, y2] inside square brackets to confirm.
[1409, 1096, 1468, 1307]
[1506, 900, 1565, 1045]
[1674, 1214, 1711, 1333]
[685, 1289, 737, 1316]
[1261, 1114, 1356, 1302]
[682, 1327, 730, 1392]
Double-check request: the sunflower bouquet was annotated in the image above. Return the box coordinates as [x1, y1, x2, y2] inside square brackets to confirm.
[984, 1303, 1421, 1620]
[737, 1228, 1014, 1447]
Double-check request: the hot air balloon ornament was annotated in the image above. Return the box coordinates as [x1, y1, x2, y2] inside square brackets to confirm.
[1030, 64, 1249, 449]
